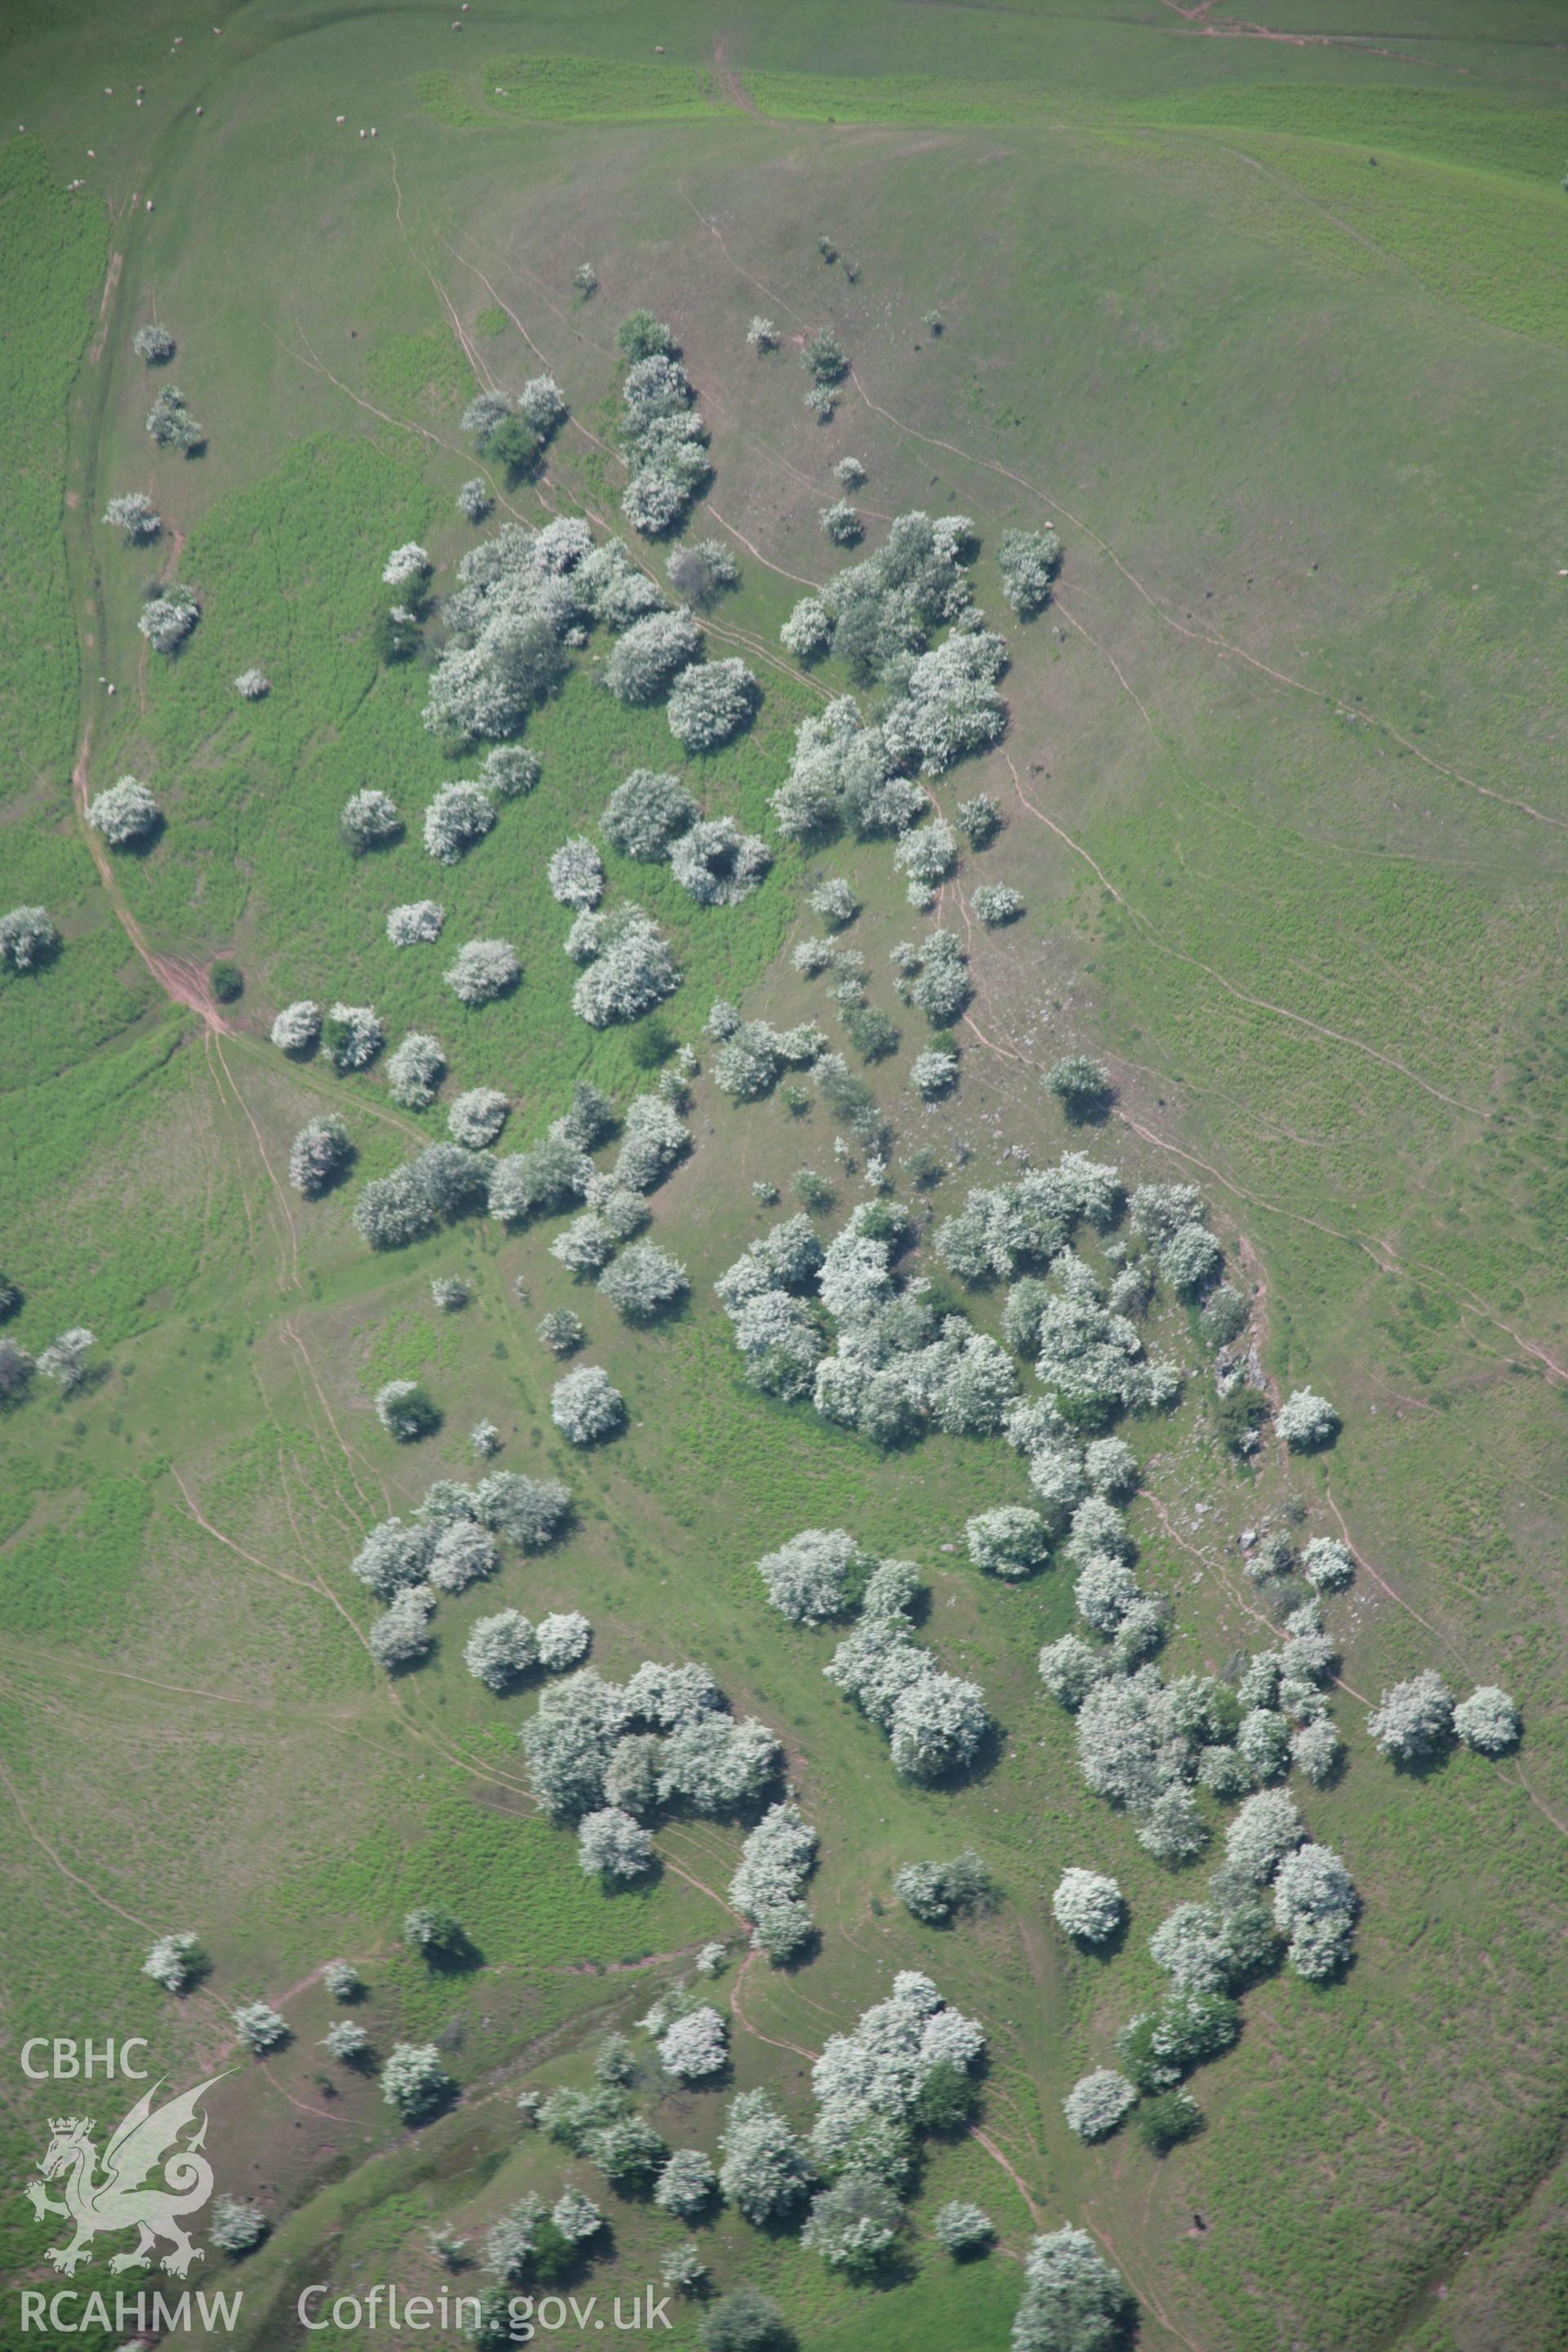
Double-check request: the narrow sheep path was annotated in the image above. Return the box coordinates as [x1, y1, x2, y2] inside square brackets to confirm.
[949, 831, 1563, 1391]
[1000, 758, 1491, 1121]
[87, 249, 124, 363]
[1316, 1485, 1568, 1846]
[973, 2126, 1045, 2229]
[657, 1847, 1051, 2220]
[0, 1720, 352, 2122]
[824, 365, 1566, 835]
[0, 1748, 158, 1933]
[1084, 2198, 1207, 2352]
[711, 34, 758, 117]
[424, 198, 839, 620]
[71, 719, 232, 1032]
[207, 1028, 301, 1294]
[170, 1470, 543, 1805]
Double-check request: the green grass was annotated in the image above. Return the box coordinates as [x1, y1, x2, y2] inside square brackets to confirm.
[1170, 130, 1568, 350]
[363, 323, 475, 414]
[0, 1468, 156, 1642]
[101, 422, 810, 1124]
[1125, 82, 1568, 185]
[0, 138, 106, 779]
[4, 7, 1568, 2349]
[0, 137, 161, 1119]
[747, 69, 1063, 124]
[483, 50, 717, 120]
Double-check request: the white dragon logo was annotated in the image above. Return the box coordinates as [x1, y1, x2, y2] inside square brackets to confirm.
[24, 2078, 222, 2276]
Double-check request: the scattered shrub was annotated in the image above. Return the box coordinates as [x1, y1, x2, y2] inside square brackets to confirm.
[1454, 1684, 1521, 1755]
[604, 608, 702, 706]
[381, 2042, 455, 2123]
[445, 939, 519, 1004]
[374, 1379, 439, 1442]
[1366, 1669, 1454, 1763]
[87, 777, 161, 846]
[104, 491, 160, 543]
[548, 835, 606, 909]
[324, 1002, 384, 1071]
[667, 658, 758, 753]
[670, 817, 770, 904]
[551, 1365, 626, 1446]
[288, 1114, 353, 1198]
[341, 789, 400, 853]
[1063, 2069, 1137, 2143]
[668, 539, 739, 606]
[601, 768, 698, 861]
[208, 2197, 269, 2256]
[894, 1850, 991, 1926]
[1052, 1868, 1124, 1944]
[996, 528, 1062, 617]
[386, 1031, 447, 1110]
[973, 882, 1022, 926]
[537, 1308, 586, 1356]
[933, 2200, 994, 2256]
[1045, 1055, 1112, 1123]
[424, 780, 497, 864]
[0, 906, 60, 973]
[1277, 1388, 1341, 1451]
[803, 330, 849, 385]
[143, 1933, 205, 1994]
[145, 385, 202, 450]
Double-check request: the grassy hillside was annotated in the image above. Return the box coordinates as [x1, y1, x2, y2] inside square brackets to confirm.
[2, 6, 1565, 2350]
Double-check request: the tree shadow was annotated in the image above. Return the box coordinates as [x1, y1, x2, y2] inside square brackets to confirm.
[861, 2248, 920, 2291]
[421, 1929, 485, 1976]
[615, 1287, 693, 1334]
[1071, 1912, 1130, 1964]
[405, 2077, 462, 2130]
[114, 817, 167, 860]
[2, 938, 60, 980]
[1061, 1094, 1115, 1129]
[766, 1926, 821, 1975]
[1388, 1742, 1454, 1782]
[310, 1145, 359, 1200]
[920, 1718, 1004, 1793]
[599, 1858, 664, 1895]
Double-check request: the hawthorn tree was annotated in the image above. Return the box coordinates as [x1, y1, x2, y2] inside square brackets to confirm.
[1277, 1388, 1341, 1452]
[1454, 1684, 1521, 1754]
[666, 659, 759, 753]
[1062, 2069, 1136, 2144]
[601, 768, 698, 861]
[381, 2042, 455, 2123]
[341, 789, 400, 853]
[1366, 1669, 1454, 1763]
[87, 777, 161, 845]
[996, 528, 1063, 617]
[551, 1365, 626, 1445]
[104, 492, 160, 543]
[1051, 1868, 1123, 1944]
[578, 1806, 655, 1881]
[1045, 1055, 1112, 1124]
[0, 906, 60, 972]
[287, 1114, 353, 1197]
[445, 939, 520, 1004]
[143, 1933, 205, 1994]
